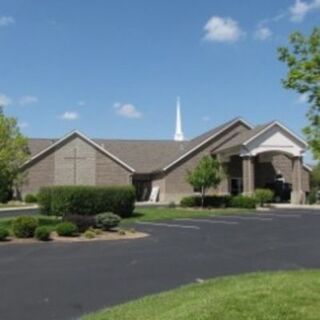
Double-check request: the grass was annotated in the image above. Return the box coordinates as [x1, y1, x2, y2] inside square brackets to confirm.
[0, 207, 251, 236]
[121, 207, 251, 224]
[82, 270, 320, 320]
[0, 215, 61, 235]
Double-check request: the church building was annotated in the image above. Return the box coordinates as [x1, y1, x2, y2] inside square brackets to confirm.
[21, 99, 311, 204]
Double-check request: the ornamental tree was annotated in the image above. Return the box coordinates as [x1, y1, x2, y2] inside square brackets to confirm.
[278, 28, 320, 159]
[0, 108, 29, 202]
[186, 155, 224, 207]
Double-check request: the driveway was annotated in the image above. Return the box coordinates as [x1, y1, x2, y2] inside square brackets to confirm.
[1, 209, 320, 320]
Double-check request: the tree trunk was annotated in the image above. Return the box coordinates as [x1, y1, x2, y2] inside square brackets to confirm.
[201, 186, 205, 208]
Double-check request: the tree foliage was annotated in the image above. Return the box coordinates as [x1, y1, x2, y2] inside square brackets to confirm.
[186, 155, 224, 207]
[278, 28, 320, 159]
[310, 162, 320, 189]
[0, 108, 29, 202]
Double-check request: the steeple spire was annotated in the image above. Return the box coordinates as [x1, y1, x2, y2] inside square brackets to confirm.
[174, 96, 184, 141]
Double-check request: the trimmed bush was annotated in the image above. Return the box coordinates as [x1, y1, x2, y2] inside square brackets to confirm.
[12, 216, 38, 238]
[230, 195, 256, 209]
[308, 188, 318, 205]
[35, 226, 51, 241]
[254, 189, 274, 207]
[38, 185, 135, 217]
[84, 230, 95, 239]
[24, 193, 38, 203]
[63, 215, 95, 233]
[180, 195, 232, 208]
[180, 196, 200, 207]
[56, 222, 78, 237]
[95, 212, 121, 231]
[0, 227, 9, 241]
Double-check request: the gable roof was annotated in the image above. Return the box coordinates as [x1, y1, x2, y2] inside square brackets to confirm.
[216, 121, 308, 153]
[93, 139, 189, 173]
[26, 118, 308, 175]
[24, 130, 136, 172]
[162, 117, 253, 171]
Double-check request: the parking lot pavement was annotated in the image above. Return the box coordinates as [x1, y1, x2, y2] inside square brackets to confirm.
[1, 209, 320, 320]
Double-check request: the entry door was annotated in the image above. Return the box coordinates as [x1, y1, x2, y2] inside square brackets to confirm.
[230, 178, 243, 196]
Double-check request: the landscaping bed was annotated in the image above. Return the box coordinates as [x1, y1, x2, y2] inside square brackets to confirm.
[0, 229, 147, 245]
[0, 213, 147, 245]
[82, 270, 320, 320]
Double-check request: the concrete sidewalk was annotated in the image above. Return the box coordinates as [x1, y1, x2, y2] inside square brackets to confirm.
[269, 203, 320, 210]
[0, 204, 38, 212]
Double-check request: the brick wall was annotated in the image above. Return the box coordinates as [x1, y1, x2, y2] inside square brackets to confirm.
[163, 122, 250, 202]
[96, 149, 131, 185]
[54, 136, 96, 185]
[21, 135, 132, 196]
[21, 152, 55, 195]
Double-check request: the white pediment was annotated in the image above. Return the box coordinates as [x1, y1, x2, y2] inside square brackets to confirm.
[240, 123, 307, 157]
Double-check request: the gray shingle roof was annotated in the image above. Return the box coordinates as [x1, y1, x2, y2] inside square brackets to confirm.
[26, 118, 251, 173]
[215, 122, 272, 152]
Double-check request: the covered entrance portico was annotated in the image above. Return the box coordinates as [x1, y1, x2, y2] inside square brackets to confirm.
[216, 121, 309, 204]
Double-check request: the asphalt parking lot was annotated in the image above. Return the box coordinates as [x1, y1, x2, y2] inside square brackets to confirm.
[1, 209, 320, 320]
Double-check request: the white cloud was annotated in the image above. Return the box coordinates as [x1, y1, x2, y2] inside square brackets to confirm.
[203, 16, 245, 43]
[254, 26, 272, 40]
[18, 121, 29, 129]
[19, 95, 38, 106]
[113, 102, 142, 119]
[0, 16, 15, 27]
[60, 111, 79, 120]
[0, 93, 12, 107]
[290, 0, 320, 22]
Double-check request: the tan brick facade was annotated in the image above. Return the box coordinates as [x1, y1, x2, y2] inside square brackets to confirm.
[21, 152, 55, 195]
[162, 122, 250, 202]
[21, 135, 132, 196]
[22, 122, 310, 203]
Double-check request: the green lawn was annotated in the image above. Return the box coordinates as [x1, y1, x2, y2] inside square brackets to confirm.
[0, 215, 61, 235]
[0, 207, 251, 232]
[121, 207, 251, 224]
[82, 270, 320, 320]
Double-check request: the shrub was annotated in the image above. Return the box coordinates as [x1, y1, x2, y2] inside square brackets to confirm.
[308, 188, 318, 204]
[56, 222, 78, 237]
[37, 187, 52, 215]
[84, 230, 95, 239]
[180, 195, 232, 208]
[254, 189, 274, 207]
[63, 215, 95, 233]
[118, 229, 126, 236]
[12, 216, 38, 238]
[35, 226, 51, 241]
[38, 185, 135, 217]
[168, 201, 176, 208]
[89, 227, 103, 235]
[230, 195, 257, 209]
[95, 212, 121, 231]
[24, 193, 38, 203]
[0, 227, 9, 241]
[180, 196, 200, 207]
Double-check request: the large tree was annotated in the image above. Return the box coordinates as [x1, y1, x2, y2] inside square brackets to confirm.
[186, 155, 224, 207]
[278, 27, 320, 159]
[0, 108, 29, 202]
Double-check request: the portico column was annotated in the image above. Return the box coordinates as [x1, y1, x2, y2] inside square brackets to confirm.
[242, 156, 255, 195]
[291, 156, 304, 204]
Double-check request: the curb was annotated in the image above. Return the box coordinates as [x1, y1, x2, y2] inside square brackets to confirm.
[0, 205, 38, 212]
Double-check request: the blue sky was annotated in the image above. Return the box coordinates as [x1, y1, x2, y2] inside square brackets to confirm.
[0, 0, 319, 161]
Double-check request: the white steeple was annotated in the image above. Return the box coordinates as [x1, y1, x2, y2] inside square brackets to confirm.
[174, 96, 184, 141]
